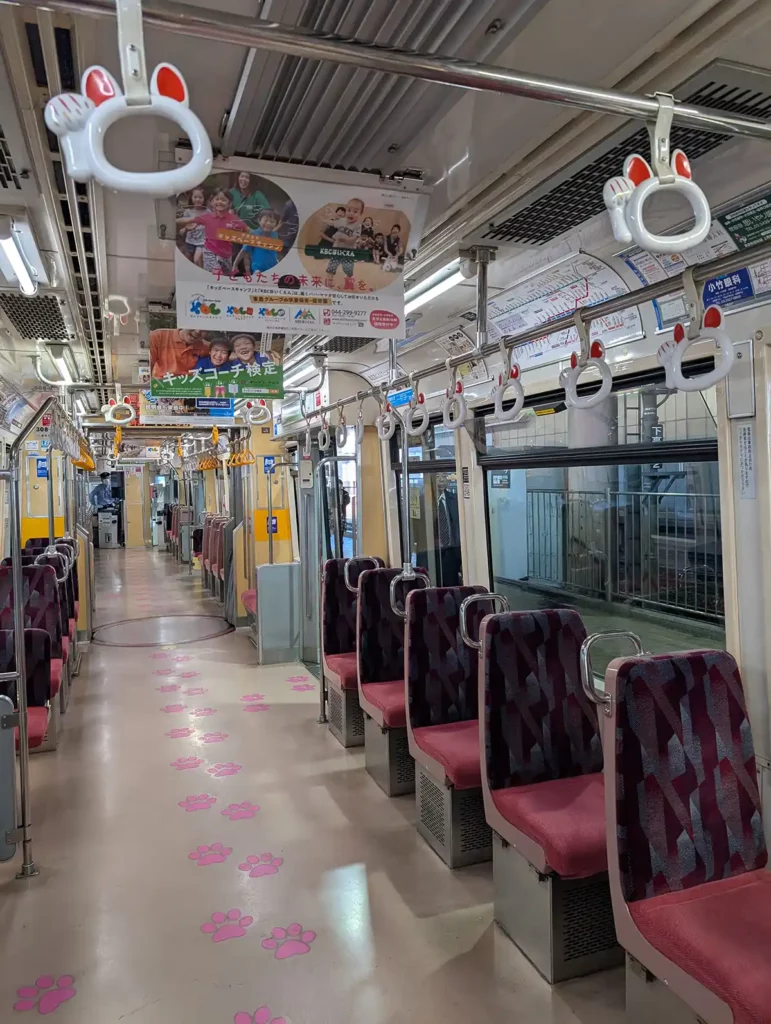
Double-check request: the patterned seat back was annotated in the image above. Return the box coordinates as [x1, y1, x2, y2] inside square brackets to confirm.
[613, 649, 767, 903]
[22, 565, 62, 659]
[358, 567, 427, 684]
[39, 552, 73, 624]
[24, 537, 49, 550]
[322, 557, 384, 657]
[482, 610, 601, 790]
[0, 628, 51, 707]
[406, 585, 490, 728]
[55, 539, 79, 601]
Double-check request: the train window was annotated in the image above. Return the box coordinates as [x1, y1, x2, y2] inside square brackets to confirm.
[481, 382, 725, 675]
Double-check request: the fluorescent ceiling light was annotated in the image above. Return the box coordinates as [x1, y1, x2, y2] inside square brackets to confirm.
[404, 259, 460, 303]
[46, 343, 79, 385]
[53, 356, 73, 384]
[405, 270, 466, 315]
[283, 356, 325, 389]
[0, 215, 38, 297]
[74, 398, 86, 416]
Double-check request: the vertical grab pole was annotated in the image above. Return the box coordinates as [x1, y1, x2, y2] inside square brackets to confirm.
[46, 447, 55, 547]
[400, 409, 411, 571]
[470, 245, 495, 355]
[267, 462, 274, 566]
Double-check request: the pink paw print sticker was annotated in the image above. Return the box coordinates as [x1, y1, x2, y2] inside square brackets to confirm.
[150, 652, 170, 660]
[184, 687, 207, 696]
[200, 732, 228, 744]
[239, 853, 283, 878]
[14, 975, 76, 1013]
[188, 842, 232, 866]
[201, 909, 253, 943]
[166, 727, 195, 739]
[221, 801, 259, 821]
[262, 923, 316, 959]
[207, 762, 241, 778]
[154, 668, 174, 676]
[179, 670, 200, 678]
[286, 675, 308, 683]
[157, 683, 181, 693]
[191, 707, 217, 718]
[240, 694, 266, 703]
[235, 1008, 286, 1024]
[171, 756, 203, 771]
[173, 655, 193, 663]
[178, 794, 217, 812]
[243, 703, 270, 713]
[160, 704, 186, 713]
[291, 684, 315, 692]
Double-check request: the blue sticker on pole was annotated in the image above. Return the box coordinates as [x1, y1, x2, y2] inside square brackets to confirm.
[36, 458, 48, 478]
[387, 387, 414, 408]
[263, 456, 275, 474]
[268, 515, 277, 534]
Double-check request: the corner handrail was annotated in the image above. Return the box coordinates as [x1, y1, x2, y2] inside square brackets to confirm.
[580, 630, 644, 715]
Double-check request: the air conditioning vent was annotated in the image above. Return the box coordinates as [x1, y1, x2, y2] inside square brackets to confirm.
[0, 125, 23, 191]
[0, 292, 69, 340]
[479, 61, 771, 247]
[322, 336, 374, 354]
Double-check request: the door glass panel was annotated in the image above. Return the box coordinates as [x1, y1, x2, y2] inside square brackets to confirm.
[402, 470, 462, 587]
[487, 460, 725, 675]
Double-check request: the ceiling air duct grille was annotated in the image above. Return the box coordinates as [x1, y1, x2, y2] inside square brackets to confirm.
[323, 336, 374, 354]
[0, 125, 22, 191]
[0, 292, 69, 340]
[480, 62, 771, 246]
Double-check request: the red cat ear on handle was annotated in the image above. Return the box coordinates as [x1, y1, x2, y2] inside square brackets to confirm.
[81, 66, 122, 106]
[623, 154, 653, 187]
[151, 64, 189, 106]
[703, 305, 723, 330]
[672, 149, 692, 180]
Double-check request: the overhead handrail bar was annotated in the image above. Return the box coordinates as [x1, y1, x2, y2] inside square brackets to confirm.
[459, 593, 510, 650]
[579, 630, 644, 715]
[16, 0, 771, 143]
[290, 237, 771, 424]
[343, 556, 379, 594]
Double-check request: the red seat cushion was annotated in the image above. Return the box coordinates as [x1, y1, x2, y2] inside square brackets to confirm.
[630, 870, 771, 1024]
[325, 652, 358, 691]
[361, 681, 406, 728]
[61, 636, 69, 663]
[491, 773, 606, 878]
[50, 658, 63, 697]
[412, 720, 481, 789]
[241, 590, 257, 615]
[16, 707, 48, 750]
[68, 619, 75, 641]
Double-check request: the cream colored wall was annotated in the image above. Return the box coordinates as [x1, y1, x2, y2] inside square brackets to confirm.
[124, 467, 147, 547]
[360, 427, 388, 563]
[20, 437, 64, 544]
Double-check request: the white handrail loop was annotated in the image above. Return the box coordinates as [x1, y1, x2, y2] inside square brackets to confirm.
[492, 340, 525, 422]
[375, 388, 396, 441]
[246, 399, 271, 425]
[658, 305, 734, 392]
[441, 359, 467, 430]
[560, 313, 613, 409]
[406, 373, 430, 437]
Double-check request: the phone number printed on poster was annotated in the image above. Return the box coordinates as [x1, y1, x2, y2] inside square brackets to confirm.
[174, 165, 428, 339]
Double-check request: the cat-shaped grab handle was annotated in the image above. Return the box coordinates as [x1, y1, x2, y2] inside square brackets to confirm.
[45, 65, 212, 197]
[602, 151, 711, 255]
[560, 340, 613, 409]
[657, 306, 734, 392]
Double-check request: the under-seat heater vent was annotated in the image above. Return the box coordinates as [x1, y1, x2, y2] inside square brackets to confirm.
[0, 292, 69, 340]
[562, 874, 618, 961]
[458, 787, 492, 853]
[394, 732, 414, 786]
[329, 687, 343, 737]
[348, 691, 365, 739]
[419, 769, 446, 846]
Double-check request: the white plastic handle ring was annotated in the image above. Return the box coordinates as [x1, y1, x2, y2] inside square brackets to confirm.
[354, 413, 365, 445]
[625, 177, 711, 255]
[335, 421, 348, 448]
[406, 403, 430, 437]
[562, 358, 613, 409]
[668, 308, 734, 392]
[86, 97, 213, 197]
[375, 411, 396, 441]
[493, 376, 525, 422]
[247, 403, 271, 425]
[105, 403, 136, 425]
[442, 393, 467, 430]
[318, 426, 331, 451]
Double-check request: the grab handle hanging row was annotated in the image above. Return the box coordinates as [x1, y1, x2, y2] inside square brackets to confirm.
[406, 374, 430, 437]
[657, 268, 734, 392]
[560, 312, 613, 409]
[375, 387, 396, 442]
[43, 0, 212, 197]
[441, 360, 467, 430]
[493, 341, 524, 422]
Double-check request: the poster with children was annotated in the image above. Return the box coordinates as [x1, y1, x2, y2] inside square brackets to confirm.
[149, 316, 285, 399]
[174, 164, 429, 339]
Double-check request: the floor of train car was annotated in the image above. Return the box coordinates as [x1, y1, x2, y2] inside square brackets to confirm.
[0, 548, 626, 1024]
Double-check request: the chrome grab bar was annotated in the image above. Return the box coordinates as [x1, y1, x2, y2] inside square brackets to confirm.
[580, 630, 644, 715]
[343, 556, 379, 594]
[389, 566, 429, 619]
[459, 593, 510, 650]
[34, 552, 67, 585]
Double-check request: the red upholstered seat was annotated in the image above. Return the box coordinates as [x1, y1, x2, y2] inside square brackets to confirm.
[241, 590, 257, 615]
[68, 619, 75, 641]
[491, 773, 606, 878]
[325, 652, 358, 691]
[16, 707, 48, 750]
[412, 720, 481, 789]
[61, 636, 69, 663]
[50, 658, 63, 697]
[630, 870, 771, 1024]
[361, 681, 406, 728]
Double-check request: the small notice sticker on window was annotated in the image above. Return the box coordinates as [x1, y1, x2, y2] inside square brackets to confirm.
[738, 423, 756, 499]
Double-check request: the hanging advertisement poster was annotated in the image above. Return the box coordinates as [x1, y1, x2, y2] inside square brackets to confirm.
[173, 163, 429, 339]
[138, 391, 237, 427]
[149, 325, 285, 399]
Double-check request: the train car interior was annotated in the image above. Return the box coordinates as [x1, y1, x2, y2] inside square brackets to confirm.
[1, 0, 771, 1020]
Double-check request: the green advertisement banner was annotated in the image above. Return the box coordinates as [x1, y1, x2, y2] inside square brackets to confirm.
[149, 326, 284, 399]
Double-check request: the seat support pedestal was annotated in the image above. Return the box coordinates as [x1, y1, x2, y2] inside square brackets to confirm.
[415, 763, 491, 868]
[327, 680, 364, 748]
[624, 954, 704, 1023]
[364, 716, 414, 796]
[493, 833, 622, 982]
